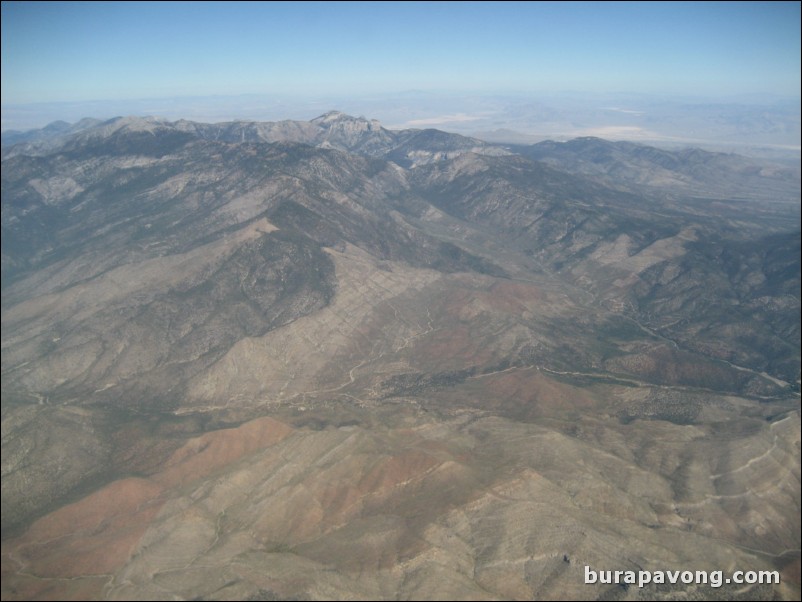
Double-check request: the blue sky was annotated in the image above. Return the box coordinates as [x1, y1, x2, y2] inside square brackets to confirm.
[2, 1, 800, 105]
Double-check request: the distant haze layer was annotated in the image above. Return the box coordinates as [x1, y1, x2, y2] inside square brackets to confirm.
[2, 92, 800, 161]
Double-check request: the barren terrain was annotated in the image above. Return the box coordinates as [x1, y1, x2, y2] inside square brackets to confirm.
[2, 113, 799, 600]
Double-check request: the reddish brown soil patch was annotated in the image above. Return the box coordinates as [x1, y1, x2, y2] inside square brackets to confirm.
[4, 477, 164, 582]
[2, 416, 295, 598]
[475, 368, 596, 419]
[155, 416, 294, 487]
[484, 280, 545, 312]
[358, 448, 441, 494]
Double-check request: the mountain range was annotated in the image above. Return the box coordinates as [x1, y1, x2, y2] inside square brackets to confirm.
[2, 112, 800, 600]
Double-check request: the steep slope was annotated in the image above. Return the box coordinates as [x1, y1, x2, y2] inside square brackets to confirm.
[4, 412, 798, 601]
[515, 136, 801, 203]
[1, 115, 800, 601]
[3, 112, 509, 168]
[2, 129, 507, 405]
[0, 118, 102, 152]
[412, 152, 801, 388]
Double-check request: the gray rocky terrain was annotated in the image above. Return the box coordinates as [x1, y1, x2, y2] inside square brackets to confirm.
[1, 113, 799, 600]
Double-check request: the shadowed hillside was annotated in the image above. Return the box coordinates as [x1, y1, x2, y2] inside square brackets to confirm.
[2, 114, 799, 601]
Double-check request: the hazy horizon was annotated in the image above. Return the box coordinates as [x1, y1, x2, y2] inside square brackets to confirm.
[2, 2, 801, 155]
[3, 4, 800, 600]
[3, 90, 800, 160]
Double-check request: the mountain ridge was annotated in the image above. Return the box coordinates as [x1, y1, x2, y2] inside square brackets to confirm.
[1, 111, 799, 601]
[6, 111, 798, 211]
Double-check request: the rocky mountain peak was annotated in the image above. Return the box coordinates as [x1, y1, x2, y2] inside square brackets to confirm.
[312, 110, 382, 131]
[1, 109, 799, 602]
[101, 115, 165, 131]
[63, 116, 172, 145]
[311, 110, 349, 122]
[312, 110, 359, 123]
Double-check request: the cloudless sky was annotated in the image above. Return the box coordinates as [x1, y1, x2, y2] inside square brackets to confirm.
[2, 1, 800, 104]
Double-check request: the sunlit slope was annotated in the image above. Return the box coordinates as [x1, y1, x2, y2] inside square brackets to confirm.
[2, 114, 799, 600]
